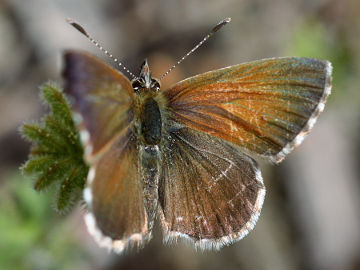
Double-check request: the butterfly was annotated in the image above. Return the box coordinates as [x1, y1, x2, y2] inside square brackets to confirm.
[63, 18, 332, 253]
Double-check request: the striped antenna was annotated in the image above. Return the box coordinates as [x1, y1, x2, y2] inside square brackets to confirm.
[159, 18, 231, 81]
[67, 18, 136, 79]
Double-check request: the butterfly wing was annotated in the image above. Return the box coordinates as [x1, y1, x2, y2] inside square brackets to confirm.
[84, 132, 150, 253]
[158, 123, 265, 249]
[64, 50, 135, 162]
[63, 51, 149, 253]
[164, 57, 332, 163]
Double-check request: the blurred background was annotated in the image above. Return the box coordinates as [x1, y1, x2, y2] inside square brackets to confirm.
[0, 0, 359, 269]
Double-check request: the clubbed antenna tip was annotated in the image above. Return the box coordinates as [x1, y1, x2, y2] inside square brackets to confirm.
[159, 17, 231, 81]
[67, 18, 89, 37]
[212, 18, 231, 33]
[66, 18, 136, 79]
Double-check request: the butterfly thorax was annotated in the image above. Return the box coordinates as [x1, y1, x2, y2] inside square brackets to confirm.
[132, 59, 163, 146]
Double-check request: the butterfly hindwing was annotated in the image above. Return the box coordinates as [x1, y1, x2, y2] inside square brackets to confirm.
[84, 131, 151, 253]
[164, 57, 332, 163]
[158, 122, 265, 249]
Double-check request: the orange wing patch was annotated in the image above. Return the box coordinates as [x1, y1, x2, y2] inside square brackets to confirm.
[164, 57, 331, 162]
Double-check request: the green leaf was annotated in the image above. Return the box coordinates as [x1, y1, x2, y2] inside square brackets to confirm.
[20, 83, 89, 213]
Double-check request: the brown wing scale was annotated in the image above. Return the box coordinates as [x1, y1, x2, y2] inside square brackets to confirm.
[158, 123, 265, 249]
[164, 57, 332, 163]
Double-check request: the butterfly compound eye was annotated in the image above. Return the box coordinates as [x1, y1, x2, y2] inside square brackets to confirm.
[132, 79, 143, 90]
[151, 79, 161, 91]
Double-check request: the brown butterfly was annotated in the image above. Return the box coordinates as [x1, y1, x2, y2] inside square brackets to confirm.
[63, 18, 332, 253]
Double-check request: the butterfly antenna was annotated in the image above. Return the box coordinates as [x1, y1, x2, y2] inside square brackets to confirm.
[67, 18, 136, 79]
[159, 17, 231, 81]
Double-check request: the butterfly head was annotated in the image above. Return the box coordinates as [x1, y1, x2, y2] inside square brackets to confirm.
[132, 59, 161, 92]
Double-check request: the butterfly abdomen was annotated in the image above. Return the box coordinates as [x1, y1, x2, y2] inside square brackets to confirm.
[141, 96, 162, 145]
[138, 95, 163, 234]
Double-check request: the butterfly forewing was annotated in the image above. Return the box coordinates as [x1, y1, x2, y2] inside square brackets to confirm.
[158, 123, 265, 249]
[63, 51, 135, 161]
[164, 57, 332, 163]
